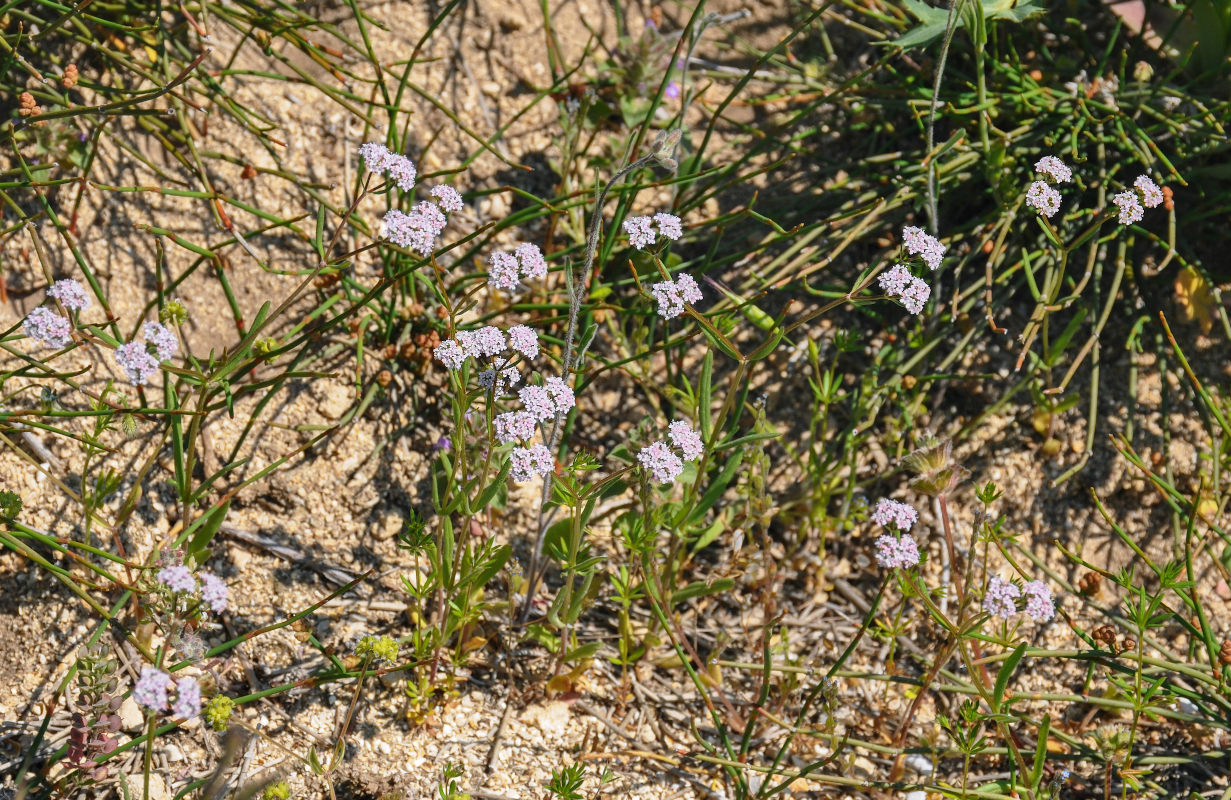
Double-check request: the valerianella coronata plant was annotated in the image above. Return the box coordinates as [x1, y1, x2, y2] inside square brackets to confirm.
[1026, 181, 1062, 218]
[900, 225, 946, 271]
[624, 212, 683, 251]
[23, 306, 72, 349]
[114, 321, 178, 385]
[1022, 579, 1055, 622]
[509, 443, 555, 482]
[871, 498, 920, 569]
[651, 273, 703, 319]
[983, 575, 1021, 619]
[132, 668, 202, 721]
[877, 264, 930, 315]
[154, 561, 229, 614]
[638, 419, 703, 485]
[359, 142, 417, 191]
[487, 243, 548, 293]
[1112, 175, 1164, 226]
[47, 278, 91, 311]
[1034, 155, 1072, 184]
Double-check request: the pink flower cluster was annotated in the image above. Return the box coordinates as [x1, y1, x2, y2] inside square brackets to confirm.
[1028, 156, 1071, 218]
[510, 444, 555, 482]
[492, 377, 575, 481]
[1022, 579, 1055, 622]
[433, 324, 540, 372]
[1034, 156, 1072, 183]
[132, 667, 201, 719]
[361, 143, 465, 256]
[155, 563, 229, 613]
[1026, 181, 1062, 218]
[637, 419, 703, 485]
[624, 212, 684, 250]
[488, 243, 548, 293]
[983, 576, 1020, 619]
[901, 226, 946, 271]
[495, 379, 573, 443]
[22, 278, 91, 349]
[1113, 175, 1163, 226]
[871, 497, 918, 531]
[115, 321, 178, 385]
[383, 201, 449, 256]
[47, 278, 91, 311]
[651, 273, 703, 319]
[359, 142, 417, 191]
[23, 306, 72, 349]
[875, 533, 920, 569]
[984, 576, 1054, 622]
[877, 264, 930, 315]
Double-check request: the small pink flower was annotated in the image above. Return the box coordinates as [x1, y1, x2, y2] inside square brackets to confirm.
[1022, 580, 1054, 622]
[623, 216, 656, 250]
[1026, 181, 1062, 218]
[132, 668, 173, 711]
[488, 252, 521, 292]
[544, 376, 575, 414]
[875, 534, 920, 568]
[870, 498, 918, 532]
[668, 420, 703, 461]
[638, 440, 684, 485]
[515, 243, 548, 281]
[431, 185, 464, 213]
[143, 321, 178, 360]
[434, 339, 467, 370]
[519, 385, 556, 421]
[901, 226, 946, 271]
[115, 341, 161, 385]
[653, 213, 683, 241]
[23, 307, 71, 349]
[495, 411, 538, 444]
[510, 444, 554, 482]
[157, 564, 196, 593]
[1112, 191, 1144, 225]
[456, 326, 506, 359]
[984, 576, 1021, 619]
[47, 279, 90, 311]
[1034, 156, 1072, 183]
[507, 325, 539, 359]
[172, 677, 201, 719]
[199, 572, 228, 613]
[1134, 175, 1163, 208]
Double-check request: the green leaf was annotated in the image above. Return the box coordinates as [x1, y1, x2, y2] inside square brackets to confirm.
[670, 578, 734, 606]
[1030, 714, 1050, 788]
[888, 0, 1045, 50]
[690, 517, 726, 554]
[993, 642, 1027, 713]
[182, 501, 230, 567]
[565, 641, 602, 663]
[465, 544, 511, 593]
[689, 449, 744, 525]
[473, 459, 512, 512]
[699, 350, 714, 443]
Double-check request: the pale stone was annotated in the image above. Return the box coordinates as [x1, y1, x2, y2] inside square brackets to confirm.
[518, 700, 570, 738]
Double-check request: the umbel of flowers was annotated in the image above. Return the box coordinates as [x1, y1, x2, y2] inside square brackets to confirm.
[22, 278, 91, 349]
[359, 141, 465, 256]
[871, 498, 921, 568]
[878, 227, 946, 316]
[638, 419, 703, 485]
[1023, 154, 1166, 226]
[432, 323, 573, 482]
[984, 575, 1055, 622]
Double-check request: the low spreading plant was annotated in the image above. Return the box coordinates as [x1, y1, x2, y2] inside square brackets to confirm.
[2, 1, 1230, 799]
